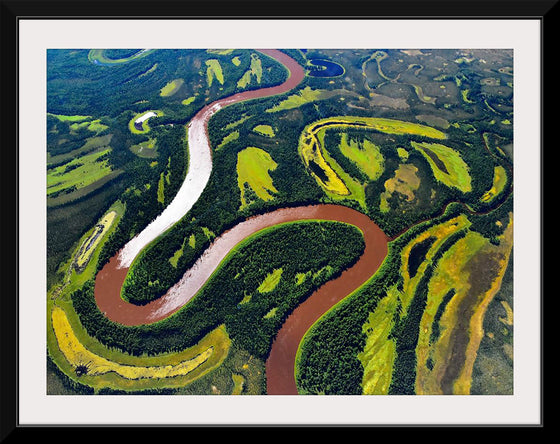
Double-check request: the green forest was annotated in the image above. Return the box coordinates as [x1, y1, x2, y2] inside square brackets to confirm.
[46, 48, 514, 397]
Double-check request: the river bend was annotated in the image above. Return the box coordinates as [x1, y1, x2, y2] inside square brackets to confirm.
[93, 49, 389, 394]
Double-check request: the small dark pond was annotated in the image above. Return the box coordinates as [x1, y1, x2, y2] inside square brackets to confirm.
[408, 236, 437, 278]
[307, 59, 345, 78]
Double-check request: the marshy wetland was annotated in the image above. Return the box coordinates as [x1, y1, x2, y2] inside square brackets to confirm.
[47, 48, 513, 396]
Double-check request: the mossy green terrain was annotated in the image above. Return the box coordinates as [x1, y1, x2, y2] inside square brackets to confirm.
[236, 147, 279, 209]
[46, 48, 514, 398]
[160, 78, 184, 97]
[75, 211, 117, 269]
[68, 119, 108, 133]
[47, 148, 114, 197]
[237, 53, 263, 88]
[169, 234, 196, 268]
[253, 124, 275, 137]
[48, 113, 92, 122]
[182, 96, 196, 106]
[380, 163, 421, 213]
[207, 49, 234, 55]
[49, 200, 125, 300]
[415, 216, 513, 395]
[257, 268, 283, 293]
[338, 133, 384, 181]
[216, 131, 239, 150]
[358, 287, 399, 394]
[480, 166, 508, 203]
[47, 134, 113, 166]
[411, 141, 472, 193]
[266, 86, 326, 112]
[157, 171, 166, 203]
[206, 59, 224, 87]
[50, 305, 230, 392]
[298, 116, 446, 207]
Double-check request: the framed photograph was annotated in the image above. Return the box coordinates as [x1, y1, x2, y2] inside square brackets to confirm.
[3, 0, 551, 433]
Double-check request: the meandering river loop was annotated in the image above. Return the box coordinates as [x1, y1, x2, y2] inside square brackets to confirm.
[93, 49, 389, 394]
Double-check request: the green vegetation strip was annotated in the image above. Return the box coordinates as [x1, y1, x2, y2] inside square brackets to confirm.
[411, 141, 472, 193]
[480, 166, 507, 203]
[75, 211, 117, 269]
[47, 148, 113, 197]
[130, 139, 157, 158]
[206, 59, 224, 87]
[257, 269, 283, 293]
[160, 79, 184, 97]
[47, 134, 113, 166]
[265, 86, 337, 113]
[253, 124, 275, 137]
[216, 131, 239, 150]
[237, 53, 263, 88]
[50, 303, 230, 392]
[48, 113, 92, 122]
[50, 200, 125, 300]
[68, 119, 108, 133]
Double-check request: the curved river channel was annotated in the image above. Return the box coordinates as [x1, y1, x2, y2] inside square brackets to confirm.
[94, 50, 389, 394]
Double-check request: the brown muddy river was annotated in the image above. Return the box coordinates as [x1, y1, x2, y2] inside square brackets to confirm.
[265, 206, 388, 395]
[95, 205, 388, 393]
[93, 50, 389, 394]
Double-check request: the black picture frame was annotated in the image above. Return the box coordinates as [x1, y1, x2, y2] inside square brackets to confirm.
[2, 0, 553, 436]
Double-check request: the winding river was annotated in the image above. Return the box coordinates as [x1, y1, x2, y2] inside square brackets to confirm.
[117, 49, 306, 269]
[94, 49, 389, 394]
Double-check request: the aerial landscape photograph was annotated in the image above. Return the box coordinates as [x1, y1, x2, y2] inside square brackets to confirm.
[45, 47, 514, 398]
